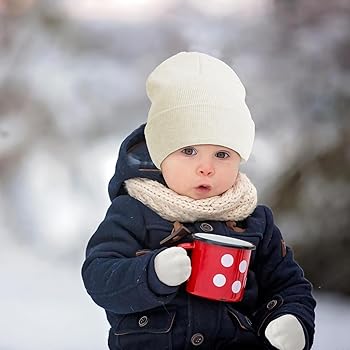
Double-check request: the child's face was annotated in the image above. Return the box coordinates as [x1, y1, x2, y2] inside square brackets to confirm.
[161, 144, 241, 200]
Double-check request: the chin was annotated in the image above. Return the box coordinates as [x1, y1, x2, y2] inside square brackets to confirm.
[191, 193, 215, 200]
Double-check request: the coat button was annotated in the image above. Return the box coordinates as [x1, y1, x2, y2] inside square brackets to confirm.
[138, 315, 148, 327]
[199, 223, 213, 232]
[267, 299, 278, 310]
[191, 333, 204, 346]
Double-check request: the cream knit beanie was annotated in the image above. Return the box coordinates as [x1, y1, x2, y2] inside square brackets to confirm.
[144, 52, 255, 169]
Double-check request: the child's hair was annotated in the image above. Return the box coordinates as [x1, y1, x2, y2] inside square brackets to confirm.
[144, 52, 255, 169]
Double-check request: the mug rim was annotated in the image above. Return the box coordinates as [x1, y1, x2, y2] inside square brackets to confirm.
[193, 233, 256, 250]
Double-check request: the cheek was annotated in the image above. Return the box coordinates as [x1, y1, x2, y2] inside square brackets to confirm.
[219, 167, 239, 186]
[163, 173, 176, 188]
[162, 165, 182, 187]
[223, 176, 236, 188]
[163, 167, 193, 194]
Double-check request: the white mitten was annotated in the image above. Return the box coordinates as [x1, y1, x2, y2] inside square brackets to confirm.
[154, 247, 191, 286]
[265, 314, 305, 350]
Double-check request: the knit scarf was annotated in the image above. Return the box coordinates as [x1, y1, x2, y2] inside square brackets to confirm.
[124, 172, 257, 222]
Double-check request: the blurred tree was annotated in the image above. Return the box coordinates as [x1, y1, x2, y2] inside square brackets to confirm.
[269, 0, 350, 295]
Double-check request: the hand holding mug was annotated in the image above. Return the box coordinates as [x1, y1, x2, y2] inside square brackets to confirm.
[154, 247, 192, 286]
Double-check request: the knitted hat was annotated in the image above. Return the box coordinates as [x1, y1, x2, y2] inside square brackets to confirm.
[144, 52, 255, 169]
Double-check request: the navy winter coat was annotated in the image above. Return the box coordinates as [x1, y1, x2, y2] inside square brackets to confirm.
[82, 124, 316, 350]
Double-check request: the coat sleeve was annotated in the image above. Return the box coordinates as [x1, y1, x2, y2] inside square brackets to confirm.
[253, 206, 316, 349]
[81, 195, 178, 314]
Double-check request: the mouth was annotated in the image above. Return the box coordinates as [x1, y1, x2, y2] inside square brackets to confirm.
[195, 184, 212, 191]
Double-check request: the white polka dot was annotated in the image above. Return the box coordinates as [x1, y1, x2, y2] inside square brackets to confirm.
[221, 254, 234, 267]
[213, 274, 226, 287]
[232, 280, 242, 293]
[239, 260, 248, 273]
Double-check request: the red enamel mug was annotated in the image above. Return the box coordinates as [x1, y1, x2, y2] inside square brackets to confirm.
[178, 233, 255, 302]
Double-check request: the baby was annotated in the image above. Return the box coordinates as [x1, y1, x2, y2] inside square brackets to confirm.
[82, 52, 316, 350]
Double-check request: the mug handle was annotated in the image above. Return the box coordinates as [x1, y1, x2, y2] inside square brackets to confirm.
[177, 242, 195, 250]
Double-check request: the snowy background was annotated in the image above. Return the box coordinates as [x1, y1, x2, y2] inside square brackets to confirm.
[0, 0, 349, 349]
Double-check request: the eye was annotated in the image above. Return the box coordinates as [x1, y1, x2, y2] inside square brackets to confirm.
[181, 147, 197, 156]
[216, 151, 230, 159]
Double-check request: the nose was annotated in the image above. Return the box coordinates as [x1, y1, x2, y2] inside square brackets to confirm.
[197, 163, 215, 176]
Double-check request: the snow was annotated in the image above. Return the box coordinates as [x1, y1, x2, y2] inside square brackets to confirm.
[313, 293, 350, 350]
[0, 241, 348, 349]
[0, 241, 108, 350]
[1, 136, 120, 257]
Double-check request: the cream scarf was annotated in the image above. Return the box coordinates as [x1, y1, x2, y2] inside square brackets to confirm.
[124, 172, 257, 223]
